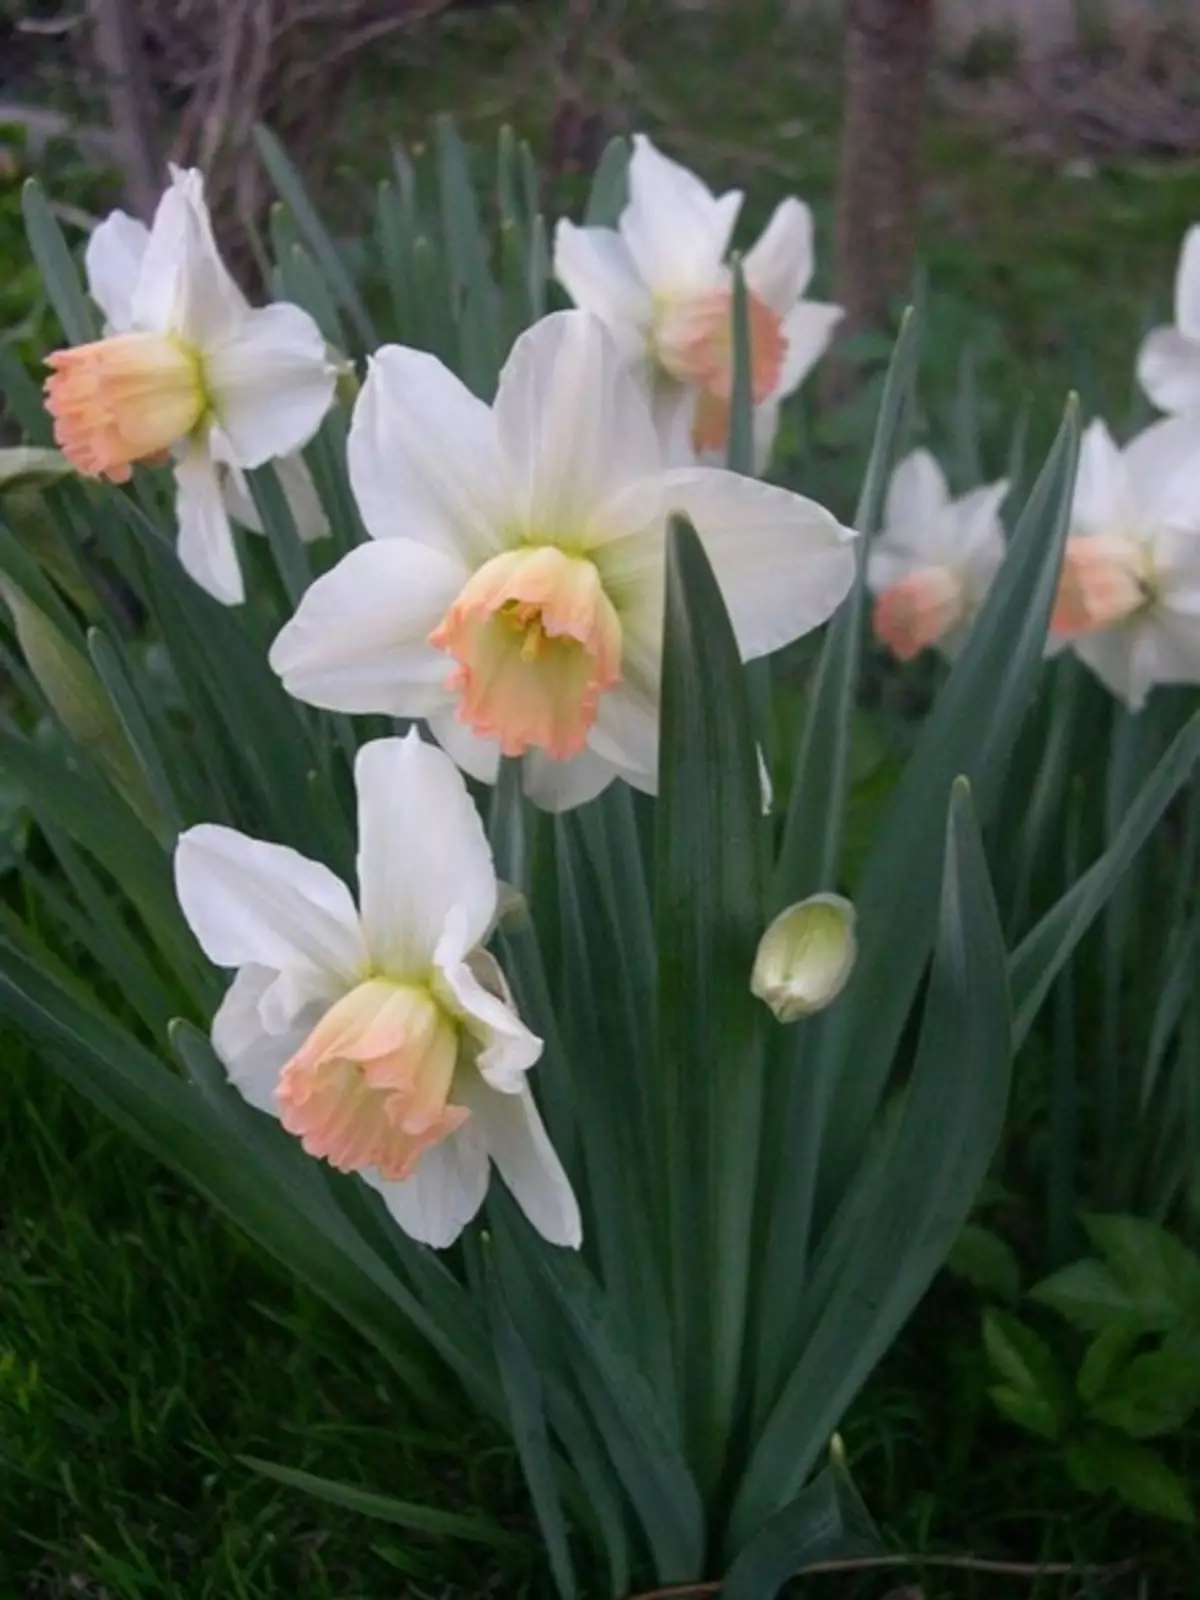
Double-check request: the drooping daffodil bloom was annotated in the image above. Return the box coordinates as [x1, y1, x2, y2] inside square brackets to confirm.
[173, 733, 581, 1250]
[1050, 416, 1200, 710]
[553, 134, 842, 466]
[1137, 226, 1200, 415]
[751, 893, 857, 1023]
[45, 167, 337, 605]
[270, 310, 855, 813]
[868, 449, 1009, 663]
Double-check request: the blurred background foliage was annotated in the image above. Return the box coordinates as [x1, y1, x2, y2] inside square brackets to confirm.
[3, 1, 1200, 1595]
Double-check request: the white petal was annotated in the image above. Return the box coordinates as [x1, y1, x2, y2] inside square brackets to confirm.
[743, 198, 814, 314]
[954, 480, 1009, 579]
[348, 345, 509, 561]
[884, 449, 949, 537]
[1136, 328, 1200, 417]
[1073, 626, 1141, 709]
[269, 539, 466, 716]
[1124, 414, 1200, 530]
[458, 1075, 581, 1249]
[1176, 225, 1200, 341]
[355, 733, 498, 975]
[621, 133, 741, 293]
[223, 455, 329, 543]
[210, 963, 330, 1115]
[552, 221, 653, 356]
[590, 682, 659, 782]
[85, 210, 149, 332]
[275, 454, 329, 543]
[494, 311, 662, 539]
[522, 747, 619, 812]
[650, 376, 699, 467]
[175, 443, 244, 606]
[778, 300, 843, 396]
[663, 467, 856, 659]
[434, 937, 541, 1094]
[131, 167, 246, 344]
[367, 1122, 490, 1248]
[175, 823, 366, 980]
[866, 545, 917, 595]
[1137, 604, 1200, 690]
[206, 303, 335, 468]
[1152, 523, 1200, 604]
[425, 708, 502, 786]
[1072, 419, 1133, 535]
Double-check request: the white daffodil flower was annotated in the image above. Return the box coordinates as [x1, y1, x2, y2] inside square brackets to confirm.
[867, 449, 1009, 663]
[1138, 226, 1200, 415]
[553, 134, 842, 467]
[173, 732, 581, 1251]
[45, 167, 337, 606]
[269, 310, 855, 813]
[1050, 416, 1200, 710]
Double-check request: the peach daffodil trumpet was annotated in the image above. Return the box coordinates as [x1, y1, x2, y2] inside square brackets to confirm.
[269, 310, 856, 813]
[867, 449, 1009, 664]
[173, 733, 580, 1250]
[45, 167, 337, 605]
[553, 134, 842, 466]
[1049, 416, 1200, 710]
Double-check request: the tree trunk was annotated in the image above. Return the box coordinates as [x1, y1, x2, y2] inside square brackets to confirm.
[90, 0, 163, 222]
[825, 0, 934, 397]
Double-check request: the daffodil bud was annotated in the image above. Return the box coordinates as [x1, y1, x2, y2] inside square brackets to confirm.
[751, 893, 857, 1023]
[0, 581, 110, 753]
[0, 582, 161, 833]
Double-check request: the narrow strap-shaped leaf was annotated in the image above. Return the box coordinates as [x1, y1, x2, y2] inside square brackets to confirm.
[87, 627, 181, 838]
[732, 782, 1011, 1543]
[488, 1270, 578, 1598]
[23, 839, 179, 1040]
[811, 398, 1079, 1206]
[1009, 710, 1200, 1046]
[721, 1465, 879, 1600]
[0, 342, 53, 439]
[952, 340, 983, 489]
[238, 1457, 524, 1549]
[543, 1383, 631, 1599]
[278, 238, 348, 348]
[771, 305, 921, 911]
[1142, 916, 1200, 1114]
[583, 138, 630, 227]
[22, 178, 96, 345]
[0, 730, 195, 981]
[552, 818, 673, 1405]
[527, 1237, 705, 1584]
[657, 517, 767, 1490]
[253, 125, 376, 349]
[376, 178, 415, 339]
[246, 461, 312, 606]
[752, 309, 921, 1413]
[436, 115, 503, 398]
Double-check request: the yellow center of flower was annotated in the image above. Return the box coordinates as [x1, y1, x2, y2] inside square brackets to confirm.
[44, 330, 206, 483]
[429, 544, 622, 761]
[275, 977, 468, 1182]
[653, 287, 786, 454]
[1051, 535, 1152, 638]
[872, 565, 967, 662]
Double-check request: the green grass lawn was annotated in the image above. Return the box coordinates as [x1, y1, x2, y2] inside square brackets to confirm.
[4, 3, 1200, 1595]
